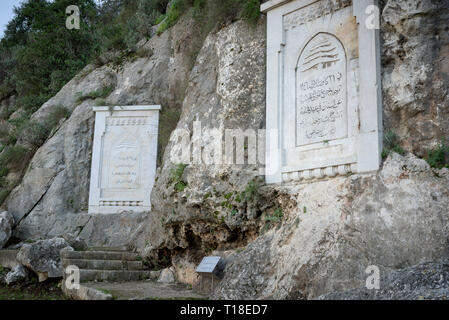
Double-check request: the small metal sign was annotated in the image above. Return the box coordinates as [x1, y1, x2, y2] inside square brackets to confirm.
[196, 256, 221, 273]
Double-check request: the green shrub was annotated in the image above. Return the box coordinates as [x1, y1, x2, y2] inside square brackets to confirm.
[170, 163, 188, 192]
[17, 93, 52, 113]
[19, 120, 51, 149]
[382, 130, 405, 160]
[243, 179, 259, 202]
[3, 106, 69, 151]
[175, 181, 188, 192]
[0, 167, 8, 178]
[170, 163, 188, 182]
[241, 0, 261, 24]
[424, 139, 449, 169]
[0, 145, 29, 169]
[0, 189, 10, 204]
[0, 123, 14, 145]
[157, 0, 190, 34]
[155, 13, 166, 25]
[76, 86, 114, 104]
[47, 105, 70, 129]
[262, 208, 283, 233]
[1, 0, 99, 114]
[95, 99, 107, 106]
[264, 208, 283, 223]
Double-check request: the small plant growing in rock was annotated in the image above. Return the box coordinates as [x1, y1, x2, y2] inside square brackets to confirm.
[170, 163, 187, 182]
[170, 163, 188, 192]
[175, 180, 188, 192]
[261, 208, 284, 234]
[75, 86, 114, 105]
[264, 208, 283, 223]
[243, 179, 259, 202]
[424, 139, 449, 169]
[46, 105, 70, 129]
[157, 0, 190, 34]
[382, 130, 406, 160]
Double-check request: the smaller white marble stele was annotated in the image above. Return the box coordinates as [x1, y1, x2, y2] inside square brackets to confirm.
[88, 105, 160, 214]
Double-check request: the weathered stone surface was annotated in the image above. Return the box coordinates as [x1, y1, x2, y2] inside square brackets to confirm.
[5, 265, 29, 285]
[0, 211, 13, 248]
[5, 14, 197, 246]
[146, 18, 267, 266]
[0, 249, 19, 268]
[158, 267, 175, 283]
[16, 238, 73, 282]
[381, 0, 449, 156]
[61, 233, 88, 252]
[6, 101, 94, 237]
[1, 0, 448, 301]
[77, 212, 151, 249]
[213, 153, 449, 299]
[318, 260, 449, 300]
[62, 281, 114, 300]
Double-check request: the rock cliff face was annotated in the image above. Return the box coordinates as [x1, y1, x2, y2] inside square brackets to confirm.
[213, 153, 449, 299]
[4, 14, 197, 246]
[145, 18, 267, 271]
[381, 0, 449, 156]
[1, 0, 448, 299]
[318, 259, 449, 300]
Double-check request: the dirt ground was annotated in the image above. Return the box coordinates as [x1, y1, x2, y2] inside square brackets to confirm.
[85, 280, 207, 300]
[0, 279, 66, 300]
[0, 266, 66, 300]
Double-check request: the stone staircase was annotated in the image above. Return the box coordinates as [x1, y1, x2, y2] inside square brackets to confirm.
[61, 246, 151, 282]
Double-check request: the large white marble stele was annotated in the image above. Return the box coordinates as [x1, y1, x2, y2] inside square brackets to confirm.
[262, 0, 383, 184]
[88, 105, 160, 214]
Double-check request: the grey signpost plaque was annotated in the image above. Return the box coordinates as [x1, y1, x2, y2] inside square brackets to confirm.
[196, 256, 222, 294]
[196, 256, 221, 273]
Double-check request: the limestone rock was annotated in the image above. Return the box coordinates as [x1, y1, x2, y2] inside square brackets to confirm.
[0, 211, 14, 248]
[158, 267, 175, 283]
[5, 13, 197, 247]
[318, 260, 449, 300]
[77, 212, 152, 250]
[1, 0, 448, 301]
[16, 238, 73, 282]
[149, 270, 162, 280]
[213, 153, 449, 299]
[381, 0, 449, 156]
[5, 265, 29, 285]
[147, 17, 267, 262]
[61, 233, 88, 252]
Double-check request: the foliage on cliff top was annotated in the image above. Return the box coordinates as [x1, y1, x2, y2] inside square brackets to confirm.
[0, 0, 265, 206]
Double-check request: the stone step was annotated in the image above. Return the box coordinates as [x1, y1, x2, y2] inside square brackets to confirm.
[62, 259, 144, 271]
[61, 250, 140, 261]
[79, 269, 151, 282]
[0, 250, 19, 269]
[88, 246, 130, 252]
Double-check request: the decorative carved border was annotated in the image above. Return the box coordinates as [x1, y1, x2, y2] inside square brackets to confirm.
[106, 117, 147, 126]
[284, 0, 352, 31]
[99, 201, 143, 207]
[282, 162, 356, 182]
